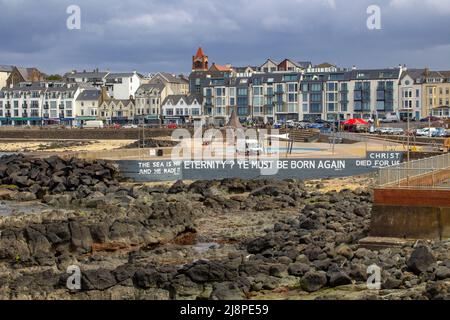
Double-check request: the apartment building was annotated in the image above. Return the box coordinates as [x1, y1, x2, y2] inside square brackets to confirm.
[105, 72, 143, 100]
[345, 68, 402, 121]
[99, 99, 135, 125]
[0, 81, 83, 126]
[421, 70, 450, 118]
[134, 73, 189, 124]
[74, 89, 102, 126]
[398, 69, 425, 121]
[64, 70, 109, 89]
[161, 94, 202, 124]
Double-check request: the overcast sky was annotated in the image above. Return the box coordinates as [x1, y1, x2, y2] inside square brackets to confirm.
[1, 0, 450, 75]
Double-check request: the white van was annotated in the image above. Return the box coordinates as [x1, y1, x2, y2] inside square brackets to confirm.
[379, 114, 400, 123]
[83, 120, 104, 129]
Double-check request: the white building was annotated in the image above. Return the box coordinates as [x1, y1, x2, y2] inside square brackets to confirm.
[64, 70, 109, 89]
[398, 69, 425, 121]
[74, 89, 102, 126]
[161, 94, 203, 124]
[0, 81, 84, 126]
[105, 72, 143, 100]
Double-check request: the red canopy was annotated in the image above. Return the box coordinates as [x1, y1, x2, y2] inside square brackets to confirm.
[343, 118, 369, 126]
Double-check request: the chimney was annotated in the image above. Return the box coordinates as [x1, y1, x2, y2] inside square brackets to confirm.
[352, 65, 357, 70]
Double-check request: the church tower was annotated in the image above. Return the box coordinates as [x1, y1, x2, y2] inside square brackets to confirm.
[192, 47, 208, 72]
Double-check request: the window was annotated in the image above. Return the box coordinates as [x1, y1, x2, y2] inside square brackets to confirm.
[311, 84, 322, 92]
[328, 103, 335, 112]
[238, 88, 247, 96]
[288, 83, 297, 92]
[311, 93, 321, 102]
[302, 84, 308, 92]
[310, 103, 322, 113]
[327, 83, 337, 91]
[216, 88, 225, 96]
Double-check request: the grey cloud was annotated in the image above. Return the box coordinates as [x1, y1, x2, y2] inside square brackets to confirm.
[0, 0, 449, 74]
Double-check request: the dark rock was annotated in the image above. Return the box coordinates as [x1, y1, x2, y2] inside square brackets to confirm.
[250, 185, 281, 197]
[301, 271, 327, 292]
[407, 246, 436, 275]
[288, 263, 310, 277]
[82, 269, 117, 291]
[327, 267, 352, 287]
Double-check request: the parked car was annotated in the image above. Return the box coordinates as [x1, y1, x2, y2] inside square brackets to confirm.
[416, 127, 437, 137]
[273, 122, 283, 129]
[167, 123, 178, 129]
[122, 124, 138, 129]
[432, 128, 447, 137]
[400, 116, 416, 122]
[379, 127, 394, 135]
[420, 116, 440, 122]
[391, 128, 404, 135]
[286, 120, 296, 128]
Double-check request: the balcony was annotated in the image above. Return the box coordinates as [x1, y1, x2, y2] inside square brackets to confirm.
[43, 104, 49, 110]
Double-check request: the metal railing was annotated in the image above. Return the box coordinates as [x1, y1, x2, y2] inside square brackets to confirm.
[323, 131, 399, 146]
[378, 153, 450, 189]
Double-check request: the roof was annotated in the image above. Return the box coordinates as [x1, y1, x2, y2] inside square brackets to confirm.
[315, 62, 336, 68]
[210, 63, 233, 72]
[13, 67, 44, 81]
[261, 59, 279, 66]
[194, 47, 206, 59]
[401, 69, 426, 81]
[0, 65, 13, 73]
[105, 72, 144, 79]
[162, 94, 202, 106]
[76, 90, 101, 101]
[1, 81, 78, 92]
[157, 72, 189, 84]
[101, 99, 134, 106]
[346, 68, 401, 80]
[137, 83, 166, 93]
[65, 71, 109, 79]
[297, 61, 312, 68]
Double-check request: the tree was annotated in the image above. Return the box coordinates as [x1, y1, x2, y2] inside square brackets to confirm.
[46, 74, 63, 81]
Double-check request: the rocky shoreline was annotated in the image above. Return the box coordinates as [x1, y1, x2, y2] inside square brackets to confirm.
[0, 154, 449, 300]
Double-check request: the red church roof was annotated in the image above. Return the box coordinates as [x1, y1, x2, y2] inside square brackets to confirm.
[195, 47, 206, 58]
